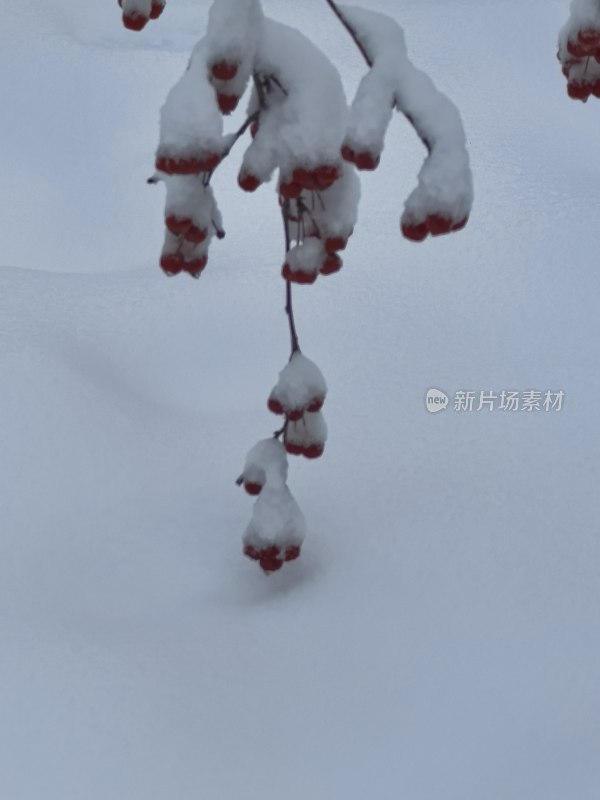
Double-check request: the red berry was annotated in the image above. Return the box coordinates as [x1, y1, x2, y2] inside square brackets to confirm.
[165, 215, 192, 236]
[268, 396, 285, 415]
[401, 221, 428, 242]
[184, 225, 208, 244]
[286, 408, 304, 422]
[306, 396, 324, 413]
[260, 555, 283, 574]
[292, 167, 317, 190]
[578, 28, 600, 48]
[156, 153, 220, 175]
[160, 252, 184, 275]
[451, 217, 468, 232]
[122, 12, 148, 31]
[217, 94, 239, 114]
[284, 439, 304, 456]
[238, 172, 261, 192]
[250, 121, 259, 139]
[354, 151, 380, 171]
[244, 482, 263, 496]
[279, 181, 303, 199]
[567, 39, 587, 58]
[341, 145, 356, 163]
[567, 81, 590, 101]
[302, 443, 324, 459]
[320, 253, 342, 276]
[283, 545, 301, 562]
[281, 264, 317, 285]
[182, 255, 208, 277]
[259, 545, 282, 574]
[211, 61, 238, 81]
[243, 544, 261, 561]
[427, 215, 453, 236]
[313, 164, 339, 189]
[325, 236, 347, 253]
[149, 1, 165, 19]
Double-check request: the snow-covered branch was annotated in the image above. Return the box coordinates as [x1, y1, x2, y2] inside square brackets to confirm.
[333, 4, 473, 240]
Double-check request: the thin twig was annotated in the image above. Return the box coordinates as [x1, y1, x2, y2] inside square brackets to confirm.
[281, 200, 300, 356]
[323, 0, 373, 67]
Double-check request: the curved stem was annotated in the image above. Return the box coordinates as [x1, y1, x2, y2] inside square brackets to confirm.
[323, 0, 373, 67]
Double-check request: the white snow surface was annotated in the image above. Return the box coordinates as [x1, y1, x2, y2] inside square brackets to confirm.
[2, 1, 600, 799]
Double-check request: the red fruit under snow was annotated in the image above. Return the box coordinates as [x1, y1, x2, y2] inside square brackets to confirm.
[279, 181, 303, 200]
[320, 253, 342, 276]
[238, 172, 261, 192]
[281, 263, 317, 285]
[184, 225, 208, 244]
[325, 236, 347, 253]
[250, 121, 259, 139]
[314, 164, 339, 189]
[427, 215, 454, 236]
[211, 61, 239, 81]
[149, 1, 165, 19]
[302, 443, 325, 460]
[217, 93, 239, 114]
[156, 152, 220, 175]
[568, 81, 591, 101]
[244, 482, 263, 496]
[401, 221, 428, 242]
[268, 396, 285, 415]
[284, 439, 304, 456]
[578, 28, 600, 48]
[452, 217, 468, 232]
[122, 12, 148, 31]
[567, 39, 587, 57]
[165, 215, 192, 236]
[182, 255, 208, 277]
[292, 167, 316, 190]
[283, 545, 301, 562]
[341, 145, 356, 163]
[306, 396, 324, 413]
[260, 555, 283, 574]
[286, 408, 304, 422]
[258, 545, 283, 574]
[354, 151, 380, 171]
[243, 544, 261, 561]
[160, 252, 184, 275]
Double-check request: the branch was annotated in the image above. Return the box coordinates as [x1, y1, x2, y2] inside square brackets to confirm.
[281, 200, 301, 356]
[323, 0, 373, 67]
[324, 0, 431, 151]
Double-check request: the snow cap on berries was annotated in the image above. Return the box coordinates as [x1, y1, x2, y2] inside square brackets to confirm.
[268, 353, 327, 419]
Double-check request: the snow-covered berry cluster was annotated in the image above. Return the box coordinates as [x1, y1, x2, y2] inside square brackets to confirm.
[558, 0, 600, 101]
[117, 0, 473, 573]
[118, 0, 165, 31]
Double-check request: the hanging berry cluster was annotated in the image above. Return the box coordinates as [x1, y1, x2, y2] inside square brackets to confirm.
[558, 0, 600, 101]
[117, 0, 473, 574]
